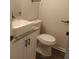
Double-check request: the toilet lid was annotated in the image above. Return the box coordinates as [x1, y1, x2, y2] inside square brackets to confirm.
[37, 34, 56, 42]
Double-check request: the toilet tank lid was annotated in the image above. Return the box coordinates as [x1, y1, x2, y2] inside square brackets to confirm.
[37, 34, 56, 42]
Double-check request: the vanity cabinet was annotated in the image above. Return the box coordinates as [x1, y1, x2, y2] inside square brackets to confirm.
[11, 30, 39, 59]
[26, 30, 39, 59]
[10, 37, 26, 59]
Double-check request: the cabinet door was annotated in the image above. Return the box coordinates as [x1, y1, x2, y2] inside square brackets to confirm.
[25, 30, 39, 59]
[10, 37, 26, 59]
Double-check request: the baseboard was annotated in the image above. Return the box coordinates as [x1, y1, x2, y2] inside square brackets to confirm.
[52, 46, 66, 53]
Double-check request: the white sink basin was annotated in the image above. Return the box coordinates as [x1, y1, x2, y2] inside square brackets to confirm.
[12, 19, 33, 37]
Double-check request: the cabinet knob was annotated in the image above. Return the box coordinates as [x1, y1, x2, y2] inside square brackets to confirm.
[28, 39, 30, 45]
[10, 36, 13, 41]
[25, 38, 30, 47]
[25, 40, 27, 47]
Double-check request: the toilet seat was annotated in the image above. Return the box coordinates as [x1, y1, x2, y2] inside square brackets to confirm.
[37, 34, 56, 46]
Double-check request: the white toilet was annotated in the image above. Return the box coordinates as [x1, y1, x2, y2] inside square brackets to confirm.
[32, 19, 56, 57]
[37, 34, 56, 57]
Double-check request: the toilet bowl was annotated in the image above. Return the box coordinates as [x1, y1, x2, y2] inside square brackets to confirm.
[37, 34, 56, 46]
[37, 34, 56, 57]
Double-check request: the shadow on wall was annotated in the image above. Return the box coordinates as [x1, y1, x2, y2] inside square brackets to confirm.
[40, 24, 46, 34]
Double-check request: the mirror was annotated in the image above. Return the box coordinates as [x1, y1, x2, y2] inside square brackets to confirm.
[12, 0, 22, 17]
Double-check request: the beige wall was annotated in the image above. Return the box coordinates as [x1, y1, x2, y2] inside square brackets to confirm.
[12, 0, 22, 16]
[39, 0, 69, 50]
[16, 0, 69, 51]
[22, 0, 39, 20]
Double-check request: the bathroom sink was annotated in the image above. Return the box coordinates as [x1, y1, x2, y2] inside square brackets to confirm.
[12, 19, 33, 37]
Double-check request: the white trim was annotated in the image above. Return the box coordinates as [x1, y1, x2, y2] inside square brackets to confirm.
[52, 46, 66, 53]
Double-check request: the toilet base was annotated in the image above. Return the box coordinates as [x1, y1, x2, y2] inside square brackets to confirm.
[37, 43, 52, 57]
